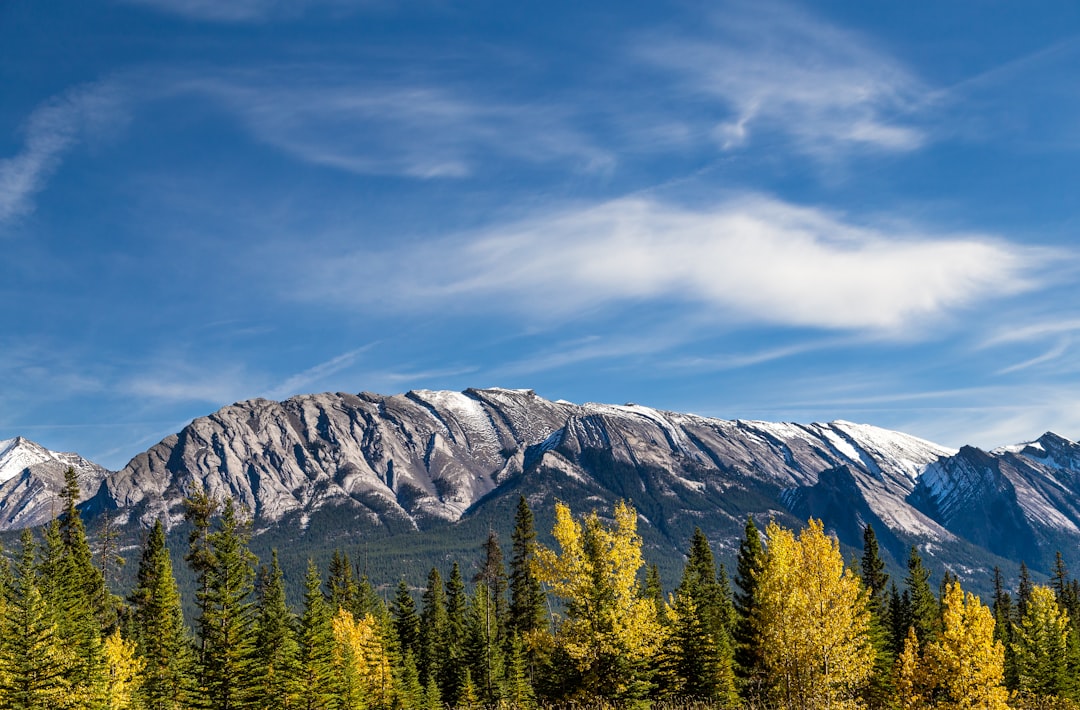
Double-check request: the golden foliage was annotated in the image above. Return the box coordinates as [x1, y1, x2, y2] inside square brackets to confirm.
[102, 630, 143, 710]
[332, 607, 393, 709]
[757, 518, 874, 710]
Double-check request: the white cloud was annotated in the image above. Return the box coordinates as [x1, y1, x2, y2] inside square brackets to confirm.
[305, 193, 1049, 335]
[641, 1, 928, 157]
[265, 346, 373, 400]
[177, 74, 613, 178]
[0, 83, 125, 228]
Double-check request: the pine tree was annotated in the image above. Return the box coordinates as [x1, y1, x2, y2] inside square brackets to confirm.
[297, 560, 335, 710]
[501, 632, 535, 709]
[905, 546, 938, 645]
[130, 520, 192, 710]
[196, 498, 258, 709]
[733, 516, 767, 701]
[327, 550, 357, 614]
[642, 564, 668, 626]
[1018, 561, 1034, 619]
[475, 530, 508, 636]
[465, 581, 504, 704]
[418, 566, 447, 688]
[0, 530, 70, 709]
[442, 562, 468, 704]
[508, 496, 545, 638]
[393, 579, 421, 664]
[991, 566, 1018, 690]
[888, 582, 910, 655]
[860, 524, 895, 709]
[253, 551, 299, 709]
[183, 483, 220, 676]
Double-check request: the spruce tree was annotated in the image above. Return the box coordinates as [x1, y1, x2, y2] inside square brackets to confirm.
[130, 520, 192, 710]
[197, 498, 258, 709]
[254, 551, 299, 709]
[905, 546, 938, 644]
[327, 550, 357, 613]
[393, 579, 421, 662]
[860, 525, 894, 709]
[0, 530, 70, 709]
[474, 529, 508, 645]
[418, 567, 447, 688]
[643, 563, 668, 626]
[183, 483, 220, 675]
[733, 516, 767, 701]
[992, 566, 1018, 690]
[442, 562, 468, 703]
[297, 560, 335, 710]
[1018, 561, 1034, 619]
[508, 496, 545, 637]
[465, 581, 504, 704]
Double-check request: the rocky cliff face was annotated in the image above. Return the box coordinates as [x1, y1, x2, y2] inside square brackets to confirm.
[8, 388, 1080, 582]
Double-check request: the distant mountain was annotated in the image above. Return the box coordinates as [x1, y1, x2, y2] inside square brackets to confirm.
[6, 388, 1080, 589]
[0, 437, 107, 529]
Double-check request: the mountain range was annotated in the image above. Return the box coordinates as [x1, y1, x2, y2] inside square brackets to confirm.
[5, 387, 1080, 590]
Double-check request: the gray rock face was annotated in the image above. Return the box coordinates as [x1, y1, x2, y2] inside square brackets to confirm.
[0, 437, 107, 529]
[8, 388, 1080, 581]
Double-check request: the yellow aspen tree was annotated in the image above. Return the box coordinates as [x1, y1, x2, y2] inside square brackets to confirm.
[921, 581, 1008, 710]
[332, 607, 394, 709]
[533, 500, 665, 701]
[757, 518, 874, 710]
[895, 627, 928, 710]
[102, 629, 144, 710]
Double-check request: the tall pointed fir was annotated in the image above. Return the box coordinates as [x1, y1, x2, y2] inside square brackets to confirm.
[418, 567, 448, 689]
[465, 581, 505, 705]
[860, 524, 894, 709]
[508, 496, 546, 639]
[130, 520, 192, 710]
[442, 562, 468, 703]
[905, 546, 938, 645]
[1013, 585, 1071, 700]
[393, 579, 421, 664]
[327, 550, 357, 614]
[297, 560, 335, 710]
[474, 529, 508, 645]
[183, 483, 220, 677]
[733, 516, 767, 702]
[992, 566, 1018, 690]
[1018, 561, 1034, 619]
[197, 498, 258, 709]
[254, 551, 299, 709]
[0, 529, 70, 709]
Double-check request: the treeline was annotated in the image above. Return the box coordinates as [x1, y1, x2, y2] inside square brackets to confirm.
[0, 469, 1078, 709]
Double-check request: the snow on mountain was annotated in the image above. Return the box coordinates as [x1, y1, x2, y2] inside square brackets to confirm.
[0, 437, 108, 530]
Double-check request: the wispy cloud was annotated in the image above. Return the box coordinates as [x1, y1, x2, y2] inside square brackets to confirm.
[265, 345, 374, 400]
[177, 72, 613, 178]
[302, 192, 1052, 335]
[996, 339, 1071, 376]
[114, 0, 368, 22]
[0, 82, 126, 228]
[640, 1, 928, 158]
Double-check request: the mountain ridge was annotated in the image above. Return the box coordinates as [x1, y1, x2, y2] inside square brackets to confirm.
[5, 387, 1080, 587]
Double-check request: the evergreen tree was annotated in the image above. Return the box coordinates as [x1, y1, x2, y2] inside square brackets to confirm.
[992, 566, 1018, 690]
[475, 530, 508, 636]
[905, 546, 938, 645]
[183, 483, 220, 675]
[1018, 561, 1034, 619]
[501, 632, 535, 709]
[393, 580, 421, 663]
[860, 525, 894, 709]
[642, 564, 668, 626]
[888, 582, 910, 656]
[297, 560, 335, 710]
[465, 581, 504, 704]
[0, 530, 70, 709]
[253, 551, 299, 709]
[130, 520, 192, 710]
[508, 496, 545, 637]
[327, 550, 356, 614]
[395, 651, 425, 710]
[196, 498, 258, 709]
[442, 562, 468, 704]
[418, 567, 447, 688]
[733, 516, 767, 701]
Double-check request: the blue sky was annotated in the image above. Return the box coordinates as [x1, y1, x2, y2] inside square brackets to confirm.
[2, 0, 1080, 469]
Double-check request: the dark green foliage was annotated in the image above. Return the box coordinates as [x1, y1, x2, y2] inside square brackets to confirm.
[508, 496, 546, 637]
[418, 566, 447, 688]
[327, 549, 357, 613]
[254, 551, 299, 709]
[1018, 561, 1034, 619]
[0, 530, 69, 709]
[905, 546, 937, 645]
[195, 498, 258, 709]
[297, 559, 335, 710]
[442, 561, 468, 703]
[393, 579, 421, 662]
[733, 516, 767, 701]
[992, 566, 1018, 690]
[860, 525, 895, 709]
[130, 520, 192, 709]
[643, 563, 668, 626]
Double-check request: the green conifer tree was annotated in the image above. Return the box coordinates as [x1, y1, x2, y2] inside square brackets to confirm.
[442, 562, 468, 704]
[254, 551, 300, 709]
[0, 530, 70, 709]
[130, 520, 192, 710]
[905, 546, 938, 644]
[992, 566, 1018, 690]
[508, 496, 545, 637]
[393, 580, 421, 663]
[327, 550, 357, 613]
[418, 567, 447, 689]
[297, 559, 335, 710]
[859, 524, 894, 709]
[1018, 561, 1034, 619]
[733, 516, 767, 701]
[197, 498, 258, 709]
[465, 581, 505, 704]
